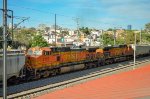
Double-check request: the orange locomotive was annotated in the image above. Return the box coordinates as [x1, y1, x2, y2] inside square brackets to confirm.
[24, 45, 133, 80]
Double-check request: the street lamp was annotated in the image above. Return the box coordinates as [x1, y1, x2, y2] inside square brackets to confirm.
[140, 28, 142, 44]
[133, 32, 136, 69]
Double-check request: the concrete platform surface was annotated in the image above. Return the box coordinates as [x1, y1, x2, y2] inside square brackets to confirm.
[34, 63, 150, 99]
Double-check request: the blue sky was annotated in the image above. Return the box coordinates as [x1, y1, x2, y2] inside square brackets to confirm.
[0, 0, 150, 30]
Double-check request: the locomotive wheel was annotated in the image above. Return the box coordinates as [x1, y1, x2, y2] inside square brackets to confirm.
[8, 76, 19, 85]
[52, 72, 56, 76]
[101, 61, 105, 66]
[56, 69, 61, 75]
[34, 73, 41, 80]
[51, 69, 58, 76]
[105, 60, 110, 65]
[93, 63, 97, 68]
[88, 65, 93, 69]
[84, 63, 89, 69]
[88, 63, 95, 68]
[43, 71, 50, 78]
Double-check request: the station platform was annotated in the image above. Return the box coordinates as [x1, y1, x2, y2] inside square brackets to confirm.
[35, 63, 150, 99]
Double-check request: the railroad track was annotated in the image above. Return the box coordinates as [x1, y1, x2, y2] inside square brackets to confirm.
[0, 57, 150, 99]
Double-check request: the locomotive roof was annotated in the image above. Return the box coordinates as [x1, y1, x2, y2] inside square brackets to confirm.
[71, 48, 86, 51]
[85, 46, 99, 52]
[103, 46, 113, 51]
[103, 44, 128, 51]
[119, 44, 127, 48]
[71, 46, 99, 52]
[49, 46, 100, 52]
[47, 45, 129, 52]
[49, 46, 71, 52]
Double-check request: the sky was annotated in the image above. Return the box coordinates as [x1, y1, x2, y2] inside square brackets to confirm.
[0, 0, 150, 30]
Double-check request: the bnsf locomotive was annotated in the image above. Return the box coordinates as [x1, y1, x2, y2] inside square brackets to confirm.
[23, 45, 134, 80]
[0, 45, 150, 85]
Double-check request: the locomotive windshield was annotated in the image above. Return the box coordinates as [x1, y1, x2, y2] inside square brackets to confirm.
[27, 50, 42, 56]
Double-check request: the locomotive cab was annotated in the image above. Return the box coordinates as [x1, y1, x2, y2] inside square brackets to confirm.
[25, 47, 51, 68]
[27, 47, 51, 56]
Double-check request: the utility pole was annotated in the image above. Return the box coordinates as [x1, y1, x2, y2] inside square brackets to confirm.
[60, 28, 66, 47]
[55, 14, 57, 46]
[114, 27, 116, 46]
[7, 10, 13, 41]
[48, 31, 50, 42]
[11, 10, 14, 41]
[134, 32, 136, 69]
[101, 30, 103, 47]
[0, 9, 13, 42]
[3, 0, 7, 99]
[124, 29, 126, 44]
[140, 28, 142, 44]
[74, 18, 80, 46]
[75, 18, 79, 35]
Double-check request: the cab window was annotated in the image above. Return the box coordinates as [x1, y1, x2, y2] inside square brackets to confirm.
[44, 51, 51, 55]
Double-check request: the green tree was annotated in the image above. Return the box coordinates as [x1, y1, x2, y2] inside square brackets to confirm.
[107, 28, 114, 31]
[0, 27, 2, 39]
[0, 27, 12, 48]
[0, 27, 2, 48]
[45, 27, 50, 32]
[116, 31, 126, 45]
[79, 27, 91, 35]
[61, 31, 69, 36]
[30, 35, 48, 47]
[29, 27, 36, 30]
[103, 33, 114, 46]
[14, 29, 36, 47]
[0, 27, 2, 33]
[145, 23, 150, 33]
[142, 32, 150, 43]
[125, 30, 140, 44]
[116, 38, 125, 45]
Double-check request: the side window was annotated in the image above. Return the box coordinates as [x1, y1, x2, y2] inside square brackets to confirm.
[57, 56, 60, 61]
[104, 51, 110, 57]
[44, 51, 51, 55]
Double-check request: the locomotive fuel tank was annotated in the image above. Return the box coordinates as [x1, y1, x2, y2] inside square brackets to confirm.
[60, 64, 85, 73]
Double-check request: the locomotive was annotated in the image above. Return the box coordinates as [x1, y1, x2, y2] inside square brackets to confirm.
[23, 45, 134, 80]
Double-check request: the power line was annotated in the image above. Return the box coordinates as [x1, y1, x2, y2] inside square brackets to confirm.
[13, 17, 30, 30]
[9, 5, 117, 25]
[10, 5, 75, 19]
[10, 5, 54, 14]
[8, 5, 124, 29]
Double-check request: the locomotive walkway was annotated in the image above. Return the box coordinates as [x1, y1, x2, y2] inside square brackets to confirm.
[35, 61, 150, 99]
